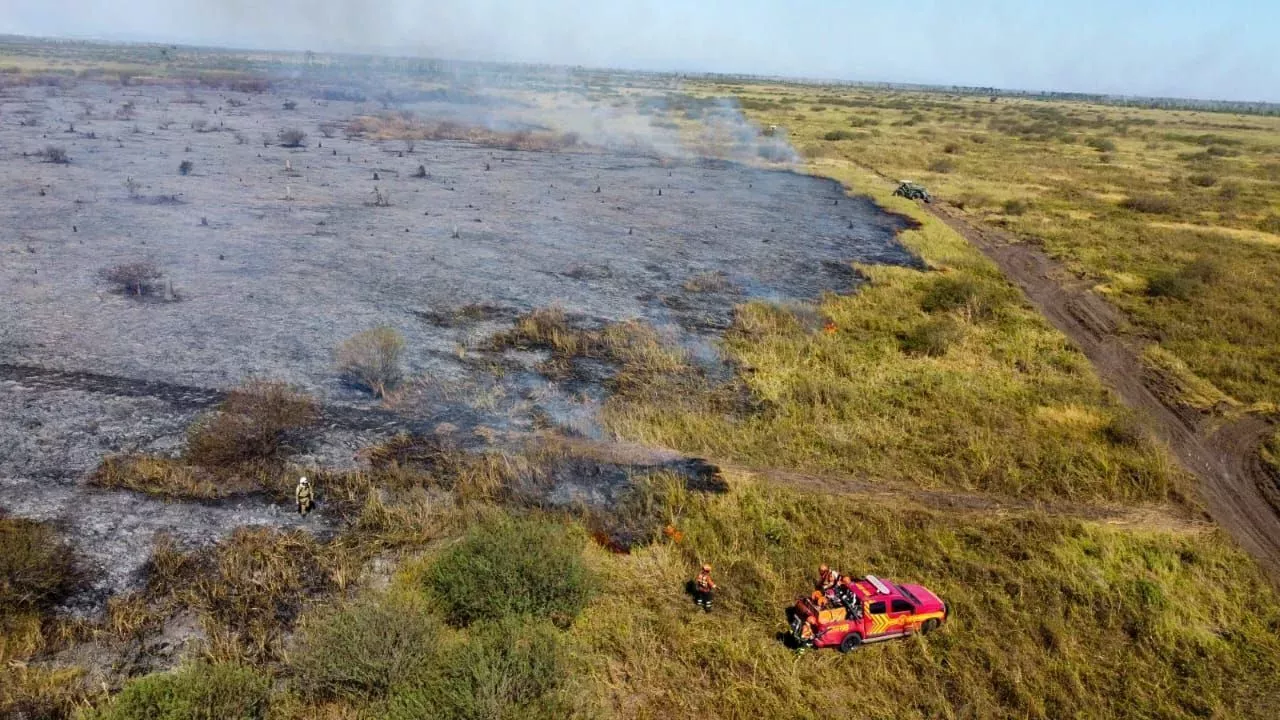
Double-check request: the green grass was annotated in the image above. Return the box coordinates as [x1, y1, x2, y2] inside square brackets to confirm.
[569, 480, 1280, 719]
[712, 84, 1280, 410]
[604, 172, 1180, 501]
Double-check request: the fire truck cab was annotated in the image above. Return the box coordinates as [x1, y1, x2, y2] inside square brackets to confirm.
[787, 575, 948, 652]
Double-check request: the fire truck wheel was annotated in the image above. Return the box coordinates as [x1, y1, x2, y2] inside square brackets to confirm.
[838, 633, 862, 653]
[922, 619, 939, 634]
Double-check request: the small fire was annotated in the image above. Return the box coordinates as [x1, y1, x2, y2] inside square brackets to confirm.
[663, 524, 684, 543]
[823, 320, 838, 335]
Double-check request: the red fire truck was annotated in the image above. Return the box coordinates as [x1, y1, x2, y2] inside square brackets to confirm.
[787, 575, 948, 652]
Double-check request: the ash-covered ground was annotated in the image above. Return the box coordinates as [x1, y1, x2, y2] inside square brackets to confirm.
[0, 79, 915, 601]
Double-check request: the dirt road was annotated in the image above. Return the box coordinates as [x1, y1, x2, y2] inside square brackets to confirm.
[926, 204, 1280, 577]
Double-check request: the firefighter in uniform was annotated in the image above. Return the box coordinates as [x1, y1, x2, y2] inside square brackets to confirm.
[817, 564, 841, 594]
[693, 564, 717, 612]
[295, 476, 314, 517]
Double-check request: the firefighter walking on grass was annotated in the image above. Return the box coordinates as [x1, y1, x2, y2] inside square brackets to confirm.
[295, 476, 314, 517]
[693, 564, 717, 612]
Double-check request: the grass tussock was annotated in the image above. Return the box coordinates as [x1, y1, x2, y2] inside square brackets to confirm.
[0, 516, 81, 615]
[489, 308, 692, 388]
[144, 529, 337, 663]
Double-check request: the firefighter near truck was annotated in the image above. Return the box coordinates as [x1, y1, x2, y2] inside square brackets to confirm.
[787, 575, 948, 652]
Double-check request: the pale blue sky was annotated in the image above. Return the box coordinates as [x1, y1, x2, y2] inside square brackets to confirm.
[3, 1, 1276, 102]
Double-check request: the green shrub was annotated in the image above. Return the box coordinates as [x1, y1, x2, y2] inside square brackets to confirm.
[822, 129, 858, 142]
[1187, 173, 1217, 187]
[90, 663, 268, 720]
[0, 516, 79, 613]
[927, 157, 955, 173]
[290, 596, 441, 701]
[1120, 194, 1177, 214]
[1002, 198, 1029, 215]
[1257, 213, 1280, 234]
[899, 317, 964, 357]
[921, 275, 1008, 320]
[427, 518, 593, 627]
[1146, 257, 1219, 300]
[383, 618, 574, 720]
[1086, 136, 1117, 152]
[1145, 271, 1196, 300]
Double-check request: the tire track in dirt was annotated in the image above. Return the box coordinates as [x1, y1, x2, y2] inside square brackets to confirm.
[924, 205, 1280, 577]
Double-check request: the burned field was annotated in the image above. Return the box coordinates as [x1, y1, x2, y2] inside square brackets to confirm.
[0, 77, 915, 602]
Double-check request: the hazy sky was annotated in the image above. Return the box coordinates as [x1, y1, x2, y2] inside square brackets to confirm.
[3, 0, 1277, 102]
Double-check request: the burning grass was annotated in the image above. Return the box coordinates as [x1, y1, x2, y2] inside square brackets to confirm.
[345, 113, 582, 152]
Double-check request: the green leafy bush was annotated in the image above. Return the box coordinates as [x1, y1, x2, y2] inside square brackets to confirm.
[90, 663, 268, 720]
[383, 618, 574, 720]
[427, 518, 593, 627]
[290, 596, 441, 701]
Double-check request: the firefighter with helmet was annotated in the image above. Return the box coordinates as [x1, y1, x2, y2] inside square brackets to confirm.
[693, 564, 717, 612]
[295, 476, 314, 517]
[817, 564, 841, 593]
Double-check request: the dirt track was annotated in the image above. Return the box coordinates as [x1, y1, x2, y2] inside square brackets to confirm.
[927, 204, 1280, 578]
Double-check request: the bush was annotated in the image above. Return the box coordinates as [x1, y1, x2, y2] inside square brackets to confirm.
[0, 516, 79, 613]
[1086, 136, 1117, 152]
[178, 160, 193, 175]
[277, 128, 307, 147]
[100, 261, 162, 296]
[184, 381, 317, 467]
[899, 317, 964, 357]
[89, 663, 268, 720]
[383, 618, 573, 720]
[1187, 173, 1217, 187]
[927, 158, 955, 173]
[920, 275, 1007, 320]
[428, 517, 593, 627]
[1120, 194, 1177, 214]
[1146, 257, 1219, 300]
[822, 129, 858, 141]
[943, 143, 961, 154]
[41, 145, 69, 163]
[1002, 198, 1029, 215]
[291, 596, 441, 701]
[1146, 271, 1195, 300]
[337, 327, 405, 397]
